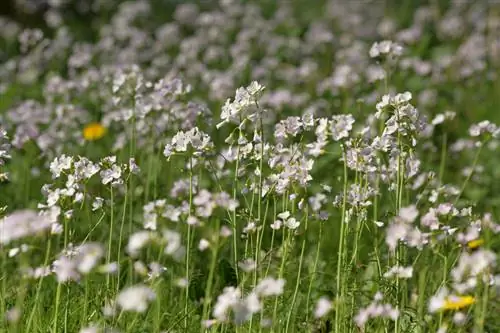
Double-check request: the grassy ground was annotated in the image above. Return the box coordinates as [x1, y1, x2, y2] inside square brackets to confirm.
[1, 0, 500, 332]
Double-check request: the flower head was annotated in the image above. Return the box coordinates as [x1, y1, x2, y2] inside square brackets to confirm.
[83, 122, 106, 141]
[443, 296, 475, 311]
[467, 239, 484, 250]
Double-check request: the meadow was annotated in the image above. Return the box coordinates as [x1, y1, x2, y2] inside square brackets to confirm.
[1, 0, 500, 332]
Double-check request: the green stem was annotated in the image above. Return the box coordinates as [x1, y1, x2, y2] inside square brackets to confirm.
[285, 207, 308, 331]
[335, 146, 349, 333]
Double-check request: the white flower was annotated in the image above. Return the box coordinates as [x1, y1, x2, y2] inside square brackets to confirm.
[314, 297, 332, 318]
[398, 205, 419, 223]
[369, 40, 403, 58]
[198, 238, 210, 251]
[163, 229, 182, 256]
[5, 307, 20, 323]
[77, 243, 104, 274]
[330, 114, 355, 141]
[270, 220, 282, 230]
[428, 288, 448, 313]
[127, 231, 153, 257]
[79, 326, 99, 333]
[385, 222, 409, 252]
[213, 286, 241, 321]
[277, 211, 290, 220]
[284, 217, 300, 230]
[128, 158, 140, 174]
[0, 209, 53, 245]
[238, 259, 256, 272]
[255, 277, 285, 296]
[92, 197, 104, 211]
[216, 82, 265, 128]
[383, 265, 413, 279]
[116, 285, 156, 313]
[53, 256, 79, 282]
[100, 164, 122, 185]
[163, 128, 212, 158]
[49, 155, 73, 179]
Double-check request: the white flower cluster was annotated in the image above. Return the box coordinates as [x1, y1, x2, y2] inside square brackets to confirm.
[330, 114, 355, 141]
[163, 127, 213, 158]
[127, 228, 183, 261]
[451, 249, 496, 294]
[383, 265, 414, 279]
[52, 243, 106, 282]
[271, 211, 300, 230]
[116, 284, 156, 313]
[354, 292, 399, 328]
[212, 277, 285, 325]
[468, 120, 499, 139]
[216, 81, 265, 129]
[0, 209, 54, 245]
[369, 40, 404, 58]
[385, 205, 428, 252]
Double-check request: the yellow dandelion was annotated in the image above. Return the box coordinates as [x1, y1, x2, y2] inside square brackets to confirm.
[83, 122, 106, 141]
[442, 295, 475, 311]
[467, 239, 484, 250]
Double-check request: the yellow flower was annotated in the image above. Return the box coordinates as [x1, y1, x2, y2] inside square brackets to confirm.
[467, 239, 484, 250]
[442, 295, 475, 311]
[83, 122, 106, 141]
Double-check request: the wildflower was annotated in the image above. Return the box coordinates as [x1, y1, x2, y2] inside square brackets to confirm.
[49, 154, 73, 179]
[79, 327, 99, 333]
[52, 243, 105, 282]
[467, 239, 484, 250]
[429, 288, 475, 312]
[451, 250, 496, 289]
[284, 217, 300, 230]
[216, 81, 265, 129]
[383, 265, 413, 279]
[127, 231, 154, 257]
[238, 259, 256, 272]
[0, 209, 53, 245]
[99, 156, 123, 185]
[83, 122, 106, 141]
[330, 114, 355, 141]
[198, 238, 210, 251]
[443, 296, 475, 311]
[469, 120, 499, 138]
[314, 297, 333, 318]
[92, 197, 104, 211]
[453, 312, 467, 325]
[213, 287, 241, 321]
[369, 40, 403, 58]
[116, 284, 156, 313]
[398, 205, 419, 223]
[163, 229, 182, 257]
[255, 277, 285, 296]
[0, 128, 11, 166]
[163, 127, 213, 158]
[270, 220, 282, 230]
[5, 307, 20, 323]
[354, 293, 399, 328]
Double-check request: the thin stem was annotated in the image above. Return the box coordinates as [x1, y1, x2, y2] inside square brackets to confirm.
[454, 145, 483, 206]
[184, 156, 194, 330]
[106, 186, 115, 292]
[335, 146, 349, 333]
[25, 237, 52, 332]
[306, 221, 322, 321]
[285, 207, 308, 331]
[201, 219, 220, 325]
[232, 143, 241, 282]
